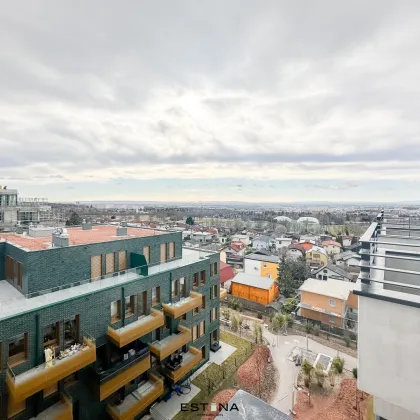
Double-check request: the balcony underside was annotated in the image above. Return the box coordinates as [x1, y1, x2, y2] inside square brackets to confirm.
[149, 326, 192, 359]
[7, 338, 96, 401]
[98, 355, 151, 401]
[108, 309, 165, 348]
[162, 292, 202, 318]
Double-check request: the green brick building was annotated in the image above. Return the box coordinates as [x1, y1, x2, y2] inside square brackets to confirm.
[0, 224, 221, 419]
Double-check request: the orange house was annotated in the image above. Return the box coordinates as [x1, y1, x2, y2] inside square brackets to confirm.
[298, 278, 358, 328]
[231, 273, 278, 305]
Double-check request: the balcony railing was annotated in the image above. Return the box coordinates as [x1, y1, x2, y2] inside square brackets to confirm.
[164, 346, 202, 383]
[149, 326, 191, 359]
[30, 393, 73, 419]
[97, 354, 151, 401]
[162, 292, 202, 318]
[7, 335, 96, 401]
[107, 309, 165, 347]
[107, 373, 164, 420]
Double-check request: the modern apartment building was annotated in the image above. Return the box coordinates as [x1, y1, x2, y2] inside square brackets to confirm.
[0, 224, 220, 419]
[356, 212, 420, 420]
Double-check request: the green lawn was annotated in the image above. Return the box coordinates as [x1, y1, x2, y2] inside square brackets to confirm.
[173, 331, 255, 420]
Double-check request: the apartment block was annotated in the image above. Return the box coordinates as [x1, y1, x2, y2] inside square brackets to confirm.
[0, 224, 221, 419]
[356, 212, 420, 420]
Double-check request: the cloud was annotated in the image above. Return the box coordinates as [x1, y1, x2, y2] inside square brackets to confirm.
[0, 1, 420, 200]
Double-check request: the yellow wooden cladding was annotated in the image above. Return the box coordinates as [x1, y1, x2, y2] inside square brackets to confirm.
[98, 356, 151, 401]
[149, 326, 192, 359]
[162, 292, 202, 318]
[220, 288, 227, 299]
[31, 393, 73, 419]
[165, 347, 202, 383]
[119, 251, 127, 270]
[106, 374, 164, 420]
[107, 309, 165, 348]
[91, 256, 101, 280]
[7, 338, 96, 401]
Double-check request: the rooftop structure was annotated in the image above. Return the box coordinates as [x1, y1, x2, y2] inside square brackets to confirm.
[296, 216, 320, 225]
[299, 277, 355, 300]
[355, 211, 420, 420]
[231, 272, 275, 290]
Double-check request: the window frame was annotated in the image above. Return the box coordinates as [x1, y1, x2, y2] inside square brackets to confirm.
[8, 333, 28, 368]
[111, 300, 122, 323]
[329, 299, 336, 307]
[152, 286, 160, 306]
[43, 321, 60, 349]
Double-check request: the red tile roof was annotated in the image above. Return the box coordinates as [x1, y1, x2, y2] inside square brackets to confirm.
[220, 261, 235, 283]
[322, 240, 342, 247]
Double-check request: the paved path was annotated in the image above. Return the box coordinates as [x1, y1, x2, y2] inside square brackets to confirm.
[263, 328, 357, 414]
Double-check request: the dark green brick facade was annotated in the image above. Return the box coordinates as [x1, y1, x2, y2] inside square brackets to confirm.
[0, 230, 220, 420]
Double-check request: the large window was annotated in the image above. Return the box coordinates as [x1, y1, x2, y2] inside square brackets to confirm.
[172, 279, 179, 299]
[105, 253, 115, 274]
[91, 255, 102, 280]
[137, 291, 148, 316]
[64, 315, 79, 349]
[211, 285, 218, 300]
[193, 273, 199, 288]
[8, 333, 28, 367]
[43, 322, 60, 348]
[169, 242, 175, 259]
[211, 262, 218, 276]
[200, 270, 206, 285]
[211, 307, 218, 322]
[143, 246, 150, 264]
[160, 243, 167, 263]
[152, 286, 160, 306]
[5, 256, 22, 288]
[125, 295, 136, 318]
[111, 300, 121, 323]
[180, 277, 186, 298]
[199, 321, 205, 337]
[119, 251, 127, 270]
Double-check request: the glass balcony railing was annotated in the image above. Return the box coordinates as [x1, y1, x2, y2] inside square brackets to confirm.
[162, 292, 202, 318]
[149, 326, 191, 359]
[7, 334, 96, 401]
[107, 373, 164, 420]
[163, 346, 202, 383]
[30, 393, 73, 419]
[107, 309, 165, 347]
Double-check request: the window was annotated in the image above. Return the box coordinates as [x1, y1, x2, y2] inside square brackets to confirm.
[5, 256, 22, 288]
[329, 299, 336, 307]
[211, 307, 217, 322]
[138, 291, 147, 316]
[268, 274, 271, 278]
[105, 253, 115, 274]
[160, 243, 167, 263]
[180, 277, 186, 297]
[125, 295, 136, 317]
[212, 285, 218, 300]
[193, 272, 199, 288]
[63, 373, 77, 388]
[169, 242, 175, 259]
[111, 300, 121, 323]
[152, 286, 160, 306]
[192, 325, 198, 341]
[200, 270, 206, 284]
[91, 255, 101, 280]
[201, 296, 206, 310]
[43, 322, 60, 348]
[211, 262, 218, 276]
[323, 269, 328, 273]
[329, 315, 335, 323]
[181, 313, 187, 320]
[119, 251, 127, 270]
[201, 346, 206, 359]
[323, 275, 327, 280]
[8, 333, 28, 367]
[318, 274, 322, 279]
[43, 382, 58, 398]
[172, 279, 179, 299]
[263, 263, 267, 268]
[193, 307, 199, 316]
[64, 315, 79, 349]
[143, 246, 150, 264]
[199, 321, 205, 337]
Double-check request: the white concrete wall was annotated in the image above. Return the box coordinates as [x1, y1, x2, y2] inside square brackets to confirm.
[253, 239, 268, 250]
[375, 396, 420, 420]
[358, 296, 420, 417]
[275, 238, 292, 250]
[244, 258, 260, 275]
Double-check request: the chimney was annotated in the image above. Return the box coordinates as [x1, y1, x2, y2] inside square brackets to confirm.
[52, 228, 69, 247]
[82, 219, 92, 230]
[116, 226, 128, 236]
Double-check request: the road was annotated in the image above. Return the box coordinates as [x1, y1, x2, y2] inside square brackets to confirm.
[263, 328, 357, 414]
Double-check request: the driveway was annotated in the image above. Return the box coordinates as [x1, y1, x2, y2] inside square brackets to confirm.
[263, 328, 357, 414]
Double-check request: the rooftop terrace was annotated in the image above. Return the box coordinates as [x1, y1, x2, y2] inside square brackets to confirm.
[0, 225, 167, 251]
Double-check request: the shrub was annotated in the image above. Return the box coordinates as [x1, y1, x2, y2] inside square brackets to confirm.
[313, 325, 320, 336]
[349, 331, 357, 341]
[305, 321, 314, 334]
[228, 299, 239, 310]
[257, 313, 263, 319]
[344, 336, 351, 347]
[238, 303, 243, 312]
[222, 309, 231, 321]
[352, 368, 358, 379]
[285, 313, 294, 328]
[283, 298, 298, 314]
[332, 356, 345, 374]
[301, 359, 313, 388]
[314, 363, 325, 387]
[231, 315, 239, 332]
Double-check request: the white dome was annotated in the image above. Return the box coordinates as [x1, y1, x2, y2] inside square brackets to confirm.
[297, 217, 320, 225]
[274, 216, 293, 222]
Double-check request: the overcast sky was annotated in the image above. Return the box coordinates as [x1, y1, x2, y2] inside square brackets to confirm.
[1, 1, 420, 202]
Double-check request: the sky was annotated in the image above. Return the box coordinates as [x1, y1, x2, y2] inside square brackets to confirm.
[1, 1, 420, 203]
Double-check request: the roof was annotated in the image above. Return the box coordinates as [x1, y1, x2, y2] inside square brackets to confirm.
[299, 241, 313, 250]
[244, 253, 278, 263]
[307, 245, 327, 256]
[299, 277, 355, 300]
[215, 390, 292, 420]
[229, 242, 246, 252]
[321, 240, 342, 247]
[220, 261, 235, 283]
[231, 272, 275, 290]
[287, 244, 305, 253]
[335, 250, 361, 261]
[274, 216, 293, 222]
[0, 225, 167, 251]
[253, 235, 270, 242]
[297, 216, 320, 224]
[313, 263, 354, 281]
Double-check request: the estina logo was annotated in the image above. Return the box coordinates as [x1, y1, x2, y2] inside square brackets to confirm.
[181, 402, 240, 412]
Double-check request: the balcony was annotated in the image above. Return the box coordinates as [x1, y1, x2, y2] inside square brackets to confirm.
[31, 393, 73, 419]
[162, 292, 202, 318]
[7, 336, 96, 401]
[164, 346, 202, 383]
[220, 288, 227, 300]
[107, 374, 164, 420]
[107, 309, 165, 347]
[149, 326, 191, 359]
[97, 351, 151, 401]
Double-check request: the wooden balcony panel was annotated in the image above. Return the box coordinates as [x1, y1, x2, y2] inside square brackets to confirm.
[149, 326, 192, 359]
[165, 347, 202, 383]
[220, 288, 227, 299]
[108, 309, 165, 347]
[7, 338, 96, 401]
[162, 292, 202, 318]
[31, 394, 73, 420]
[99, 355, 151, 401]
[107, 374, 164, 420]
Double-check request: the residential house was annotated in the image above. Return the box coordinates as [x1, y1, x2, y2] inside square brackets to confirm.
[299, 240, 314, 251]
[244, 253, 278, 279]
[231, 273, 278, 306]
[321, 240, 342, 255]
[305, 246, 328, 267]
[272, 237, 293, 251]
[313, 263, 355, 282]
[226, 241, 247, 256]
[341, 236, 352, 247]
[218, 235, 229, 245]
[252, 235, 270, 250]
[231, 234, 250, 246]
[285, 244, 305, 261]
[220, 261, 235, 291]
[298, 278, 358, 328]
[334, 250, 361, 268]
[191, 231, 213, 243]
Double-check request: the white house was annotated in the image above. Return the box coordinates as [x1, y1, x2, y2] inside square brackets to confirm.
[231, 234, 250, 246]
[312, 263, 354, 282]
[321, 240, 342, 255]
[286, 244, 305, 261]
[191, 232, 213, 243]
[334, 250, 361, 268]
[342, 236, 352, 247]
[272, 237, 293, 250]
[252, 235, 270, 250]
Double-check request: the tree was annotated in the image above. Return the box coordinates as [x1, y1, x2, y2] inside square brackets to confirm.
[305, 321, 314, 334]
[301, 359, 313, 388]
[186, 216, 194, 226]
[331, 356, 345, 374]
[272, 313, 285, 334]
[66, 211, 82, 226]
[252, 322, 263, 344]
[314, 363, 326, 387]
[231, 315, 239, 332]
[283, 298, 298, 314]
[222, 309, 231, 321]
[345, 226, 350, 236]
[337, 235, 344, 248]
